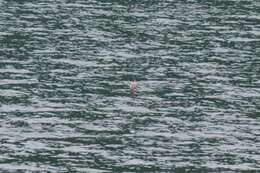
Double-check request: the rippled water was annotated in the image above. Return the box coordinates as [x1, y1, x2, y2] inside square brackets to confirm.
[0, 0, 260, 172]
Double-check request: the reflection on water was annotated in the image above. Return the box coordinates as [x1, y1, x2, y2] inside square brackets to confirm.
[0, 0, 260, 172]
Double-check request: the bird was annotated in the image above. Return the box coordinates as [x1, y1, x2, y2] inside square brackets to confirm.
[130, 80, 137, 96]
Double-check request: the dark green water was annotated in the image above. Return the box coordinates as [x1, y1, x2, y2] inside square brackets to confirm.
[0, 0, 260, 172]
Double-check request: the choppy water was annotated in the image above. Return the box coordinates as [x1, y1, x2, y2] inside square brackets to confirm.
[0, 0, 260, 172]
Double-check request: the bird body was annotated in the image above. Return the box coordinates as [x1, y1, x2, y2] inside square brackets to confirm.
[130, 80, 137, 96]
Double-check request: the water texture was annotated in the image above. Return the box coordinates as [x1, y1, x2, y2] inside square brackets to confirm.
[0, 0, 260, 172]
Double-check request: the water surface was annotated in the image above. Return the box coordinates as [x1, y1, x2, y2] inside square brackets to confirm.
[0, 0, 260, 172]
